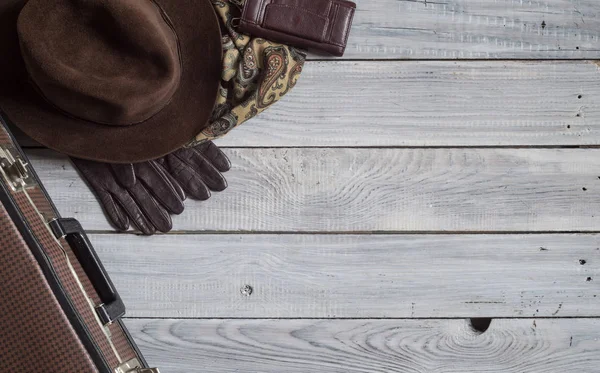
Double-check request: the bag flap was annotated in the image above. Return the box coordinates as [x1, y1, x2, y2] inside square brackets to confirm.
[264, 3, 329, 42]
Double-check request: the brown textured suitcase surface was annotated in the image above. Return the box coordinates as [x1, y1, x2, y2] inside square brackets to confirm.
[0, 202, 99, 372]
[0, 122, 140, 371]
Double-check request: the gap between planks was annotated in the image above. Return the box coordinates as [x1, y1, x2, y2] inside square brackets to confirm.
[122, 316, 600, 320]
[84, 230, 600, 235]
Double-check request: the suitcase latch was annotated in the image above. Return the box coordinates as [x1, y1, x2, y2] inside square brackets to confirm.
[0, 145, 35, 191]
[115, 358, 160, 373]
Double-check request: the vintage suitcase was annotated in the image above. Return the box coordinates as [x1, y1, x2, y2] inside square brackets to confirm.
[0, 113, 159, 372]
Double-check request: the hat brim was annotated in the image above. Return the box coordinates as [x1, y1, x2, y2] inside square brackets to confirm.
[0, 0, 222, 163]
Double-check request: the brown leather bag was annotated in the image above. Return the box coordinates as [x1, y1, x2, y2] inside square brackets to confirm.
[238, 0, 356, 56]
[0, 113, 159, 372]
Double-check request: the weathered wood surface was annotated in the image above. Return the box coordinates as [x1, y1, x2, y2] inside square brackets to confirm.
[13, 0, 600, 370]
[328, 0, 600, 59]
[13, 61, 600, 148]
[125, 318, 600, 373]
[29, 148, 600, 232]
[95, 234, 600, 318]
[216, 61, 600, 147]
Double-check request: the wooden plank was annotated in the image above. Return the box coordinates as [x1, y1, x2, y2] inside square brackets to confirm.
[213, 61, 600, 147]
[125, 318, 600, 373]
[331, 0, 600, 59]
[12, 61, 600, 148]
[215, 60, 600, 147]
[92, 234, 600, 318]
[29, 148, 600, 232]
[206, 60, 600, 147]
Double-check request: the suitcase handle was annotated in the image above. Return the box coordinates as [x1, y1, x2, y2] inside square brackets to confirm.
[49, 218, 126, 325]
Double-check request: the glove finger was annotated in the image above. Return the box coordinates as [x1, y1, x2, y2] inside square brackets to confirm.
[165, 153, 212, 200]
[175, 148, 228, 192]
[151, 157, 182, 200]
[134, 161, 185, 214]
[98, 191, 130, 232]
[127, 182, 173, 233]
[113, 190, 157, 235]
[201, 141, 231, 172]
[110, 163, 136, 188]
[163, 165, 186, 202]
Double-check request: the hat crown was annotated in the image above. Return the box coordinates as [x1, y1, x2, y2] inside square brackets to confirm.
[17, 0, 182, 126]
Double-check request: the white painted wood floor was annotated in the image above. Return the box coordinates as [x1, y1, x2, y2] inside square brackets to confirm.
[26, 1, 600, 372]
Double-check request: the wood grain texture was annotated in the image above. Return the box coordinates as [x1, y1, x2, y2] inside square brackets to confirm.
[125, 318, 600, 373]
[12, 61, 600, 148]
[334, 0, 600, 59]
[29, 148, 600, 232]
[92, 234, 600, 318]
[214, 61, 600, 147]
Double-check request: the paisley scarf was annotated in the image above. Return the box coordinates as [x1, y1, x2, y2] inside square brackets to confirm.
[188, 0, 306, 145]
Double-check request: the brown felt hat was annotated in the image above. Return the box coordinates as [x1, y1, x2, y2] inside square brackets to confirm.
[0, 0, 221, 163]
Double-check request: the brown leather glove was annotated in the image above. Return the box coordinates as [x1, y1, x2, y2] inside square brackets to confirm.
[158, 141, 231, 200]
[72, 158, 185, 235]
